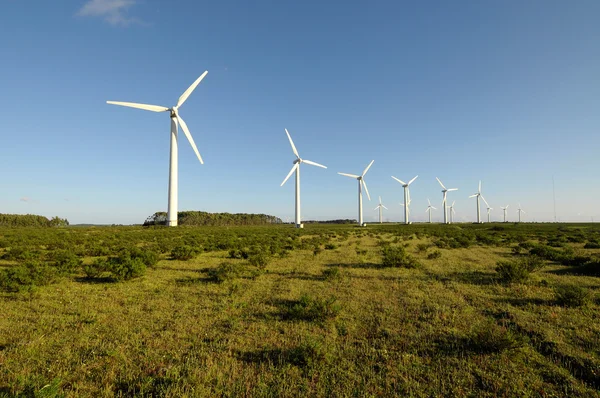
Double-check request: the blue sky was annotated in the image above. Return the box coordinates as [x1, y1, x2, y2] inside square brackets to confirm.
[1, 0, 598, 224]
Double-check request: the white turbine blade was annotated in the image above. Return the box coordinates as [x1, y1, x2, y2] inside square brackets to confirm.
[431, 206, 437, 210]
[382, 205, 388, 210]
[391, 176, 406, 185]
[362, 180, 371, 200]
[452, 208, 456, 214]
[374, 206, 380, 211]
[106, 101, 169, 113]
[177, 116, 203, 164]
[481, 195, 489, 208]
[428, 198, 431, 206]
[408, 175, 418, 185]
[451, 200, 456, 207]
[469, 194, 478, 198]
[478, 180, 482, 193]
[447, 188, 458, 192]
[338, 172, 359, 178]
[281, 164, 298, 186]
[284, 129, 300, 158]
[303, 159, 327, 169]
[521, 209, 526, 214]
[177, 71, 208, 108]
[379, 196, 382, 204]
[436, 177, 446, 190]
[362, 160, 374, 177]
[506, 204, 510, 209]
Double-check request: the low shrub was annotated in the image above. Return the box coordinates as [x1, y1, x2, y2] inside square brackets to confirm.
[0, 261, 58, 292]
[380, 246, 420, 268]
[470, 320, 526, 353]
[248, 251, 270, 269]
[126, 247, 160, 267]
[324, 243, 337, 250]
[555, 285, 590, 307]
[1, 247, 39, 262]
[496, 256, 544, 283]
[313, 246, 322, 257]
[48, 249, 82, 275]
[584, 241, 600, 249]
[83, 255, 146, 281]
[208, 262, 244, 283]
[416, 243, 430, 253]
[427, 250, 442, 260]
[322, 267, 341, 281]
[286, 294, 341, 321]
[170, 245, 198, 261]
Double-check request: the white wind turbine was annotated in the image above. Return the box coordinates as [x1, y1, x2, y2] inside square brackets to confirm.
[517, 203, 526, 222]
[280, 129, 327, 228]
[374, 196, 388, 224]
[391, 175, 418, 224]
[436, 177, 458, 224]
[468, 181, 484, 223]
[447, 200, 456, 223]
[426, 199, 437, 223]
[501, 205, 509, 222]
[482, 196, 493, 223]
[107, 72, 208, 227]
[339, 160, 374, 226]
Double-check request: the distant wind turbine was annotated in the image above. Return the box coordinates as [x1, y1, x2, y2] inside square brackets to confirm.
[500, 205, 509, 222]
[481, 196, 493, 223]
[426, 199, 437, 223]
[392, 175, 418, 224]
[339, 160, 374, 226]
[517, 203, 526, 222]
[374, 196, 388, 224]
[107, 71, 208, 227]
[280, 129, 327, 228]
[448, 200, 456, 223]
[436, 177, 458, 224]
[468, 181, 484, 223]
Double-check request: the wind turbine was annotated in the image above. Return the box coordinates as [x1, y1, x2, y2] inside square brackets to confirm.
[482, 196, 493, 223]
[448, 200, 456, 223]
[339, 160, 374, 226]
[436, 177, 458, 224]
[280, 129, 327, 228]
[374, 196, 388, 224]
[500, 205, 509, 222]
[107, 71, 208, 227]
[517, 203, 526, 222]
[426, 199, 437, 223]
[391, 175, 418, 224]
[468, 181, 484, 223]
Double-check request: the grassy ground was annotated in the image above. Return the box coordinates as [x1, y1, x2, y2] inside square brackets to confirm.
[0, 224, 599, 397]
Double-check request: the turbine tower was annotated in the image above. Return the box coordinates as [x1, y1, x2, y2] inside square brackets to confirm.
[500, 205, 509, 222]
[482, 196, 493, 223]
[436, 177, 458, 224]
[426, 199, 437, 223]
[517, 203, 526, 222]
[448, 201, 456, 223]
[468, 181, 484, 223]
[339, 160, 374, 226]
[374, 196, 388, 224]
[107, 72, 208, 227]
[391, 175, 418, 224]
[280, 129, 327, 228]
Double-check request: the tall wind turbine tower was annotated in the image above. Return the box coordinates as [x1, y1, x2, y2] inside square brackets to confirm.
[448, 201, 456, 223]
[374, 196, 388, 224]
[339, 160, 374, 226]
[517, 203, 526, 222]
[436, 177, 458, 224]
[391, 175, 418, 224]
[280, 129, 327, 228]
[426, 199, 437, 223]
[500, 205, 509, 222]
[107, 72, 208, 227]
[468, 181, 484, 223]
[482, 196, 493, 223]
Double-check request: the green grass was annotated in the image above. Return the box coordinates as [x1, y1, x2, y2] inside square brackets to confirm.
[0, 223, 599, 396]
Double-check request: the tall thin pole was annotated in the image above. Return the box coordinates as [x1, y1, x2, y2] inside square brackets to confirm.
[167, 117, 179, 227]
[404, 187, 409, 224]
[442, 192, 447, 224]
[295, 165, 301, 228]
[358, 180, 363, 226]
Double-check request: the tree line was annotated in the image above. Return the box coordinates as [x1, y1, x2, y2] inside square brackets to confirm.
[0, 214, 69, 227]
[144, 211, 283, 226]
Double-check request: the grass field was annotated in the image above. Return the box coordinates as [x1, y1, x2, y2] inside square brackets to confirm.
[1, 223, 599, 397]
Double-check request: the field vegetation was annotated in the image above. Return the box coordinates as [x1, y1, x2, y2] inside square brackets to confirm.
[0, 223, 599, 396]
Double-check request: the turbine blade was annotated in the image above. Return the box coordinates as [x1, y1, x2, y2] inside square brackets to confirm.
[106, 101, 169, 113]
[408, 175, 418, 185]
[506, 205, 510, 209]
[436, 177, 446, 190]
[469, 194, 477, 198]
[452, 200, 456, 207]
[338, 172, 360, 178]
[391, 176, 406, 185]
[428, 198, 431, 206]
[374, 206, 379, 211]
[362, 160, 374, 177]
[284, 129, 300, 158]
[481, 195, 489, 208]
[478, 180, 482, 193]
[303, 159, 327, 169]
[177, 71, 208, 108]
[379, 196, 382, 204]
[362, 180, 371, 200]
[281, 164, 298, 186]
[432, 206, 437, 210]
[447, 188, 458, 192]
[177, 116, 204, 164]
[382, 205, 388, 210]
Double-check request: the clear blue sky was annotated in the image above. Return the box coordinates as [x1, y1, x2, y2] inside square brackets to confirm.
[1, 0, 598, 224]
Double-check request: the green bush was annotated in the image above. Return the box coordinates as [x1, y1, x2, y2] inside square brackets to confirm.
[48, 249, 82, 275]
[496, 256, 544, 283]
[208, 262, 244, 283]
[0, 261, 57, 292]
[170, 245, 198, 261]
[470, 320, 526, 353]
[427, 250, 442, 260]
[555, 285, 590, 307]
[380, 246, 420, 268]
[324, 243, 338, 250]
[83, 255, 146, 281]
[248, 251, 270, 269]
[286, 294, 341, 321]
[322, 267, 341, 281]
[584, 241, 600, 249]
[126, 246, 160, 267]
[415, 243, 430, 253]
[1, 247, 39, 262]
